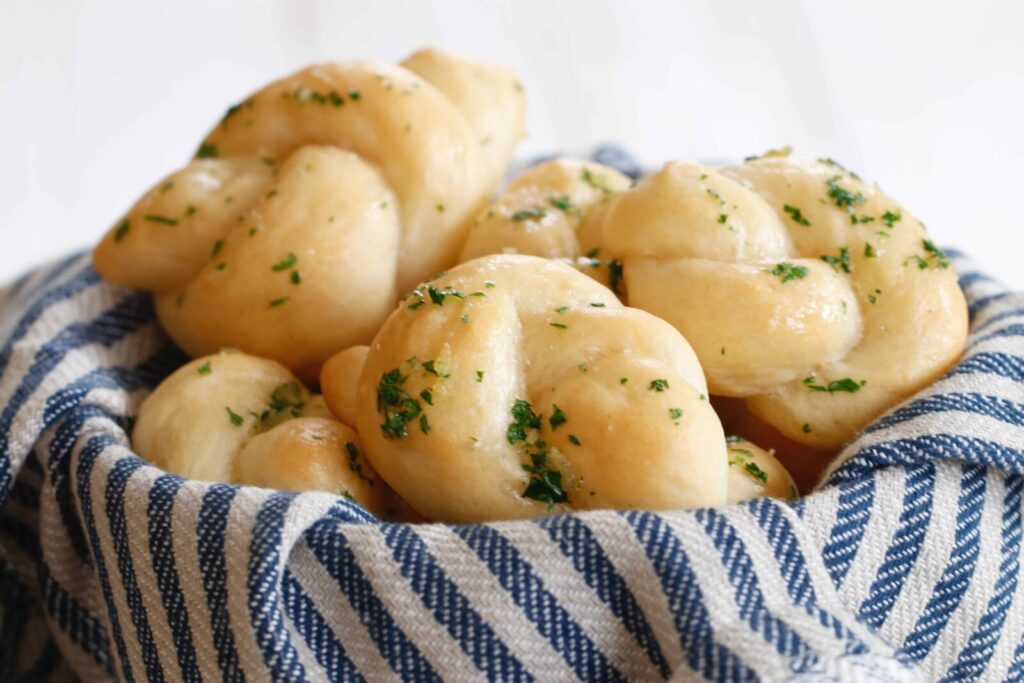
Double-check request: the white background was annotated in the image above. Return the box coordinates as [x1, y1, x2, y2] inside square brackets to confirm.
[2, 0, 1022, 287]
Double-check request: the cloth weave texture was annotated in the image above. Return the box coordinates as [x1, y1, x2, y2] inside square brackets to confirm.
[1, 154, 1022, 681]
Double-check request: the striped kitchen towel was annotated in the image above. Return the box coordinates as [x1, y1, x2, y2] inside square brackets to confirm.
[0, 171, 1022, 682]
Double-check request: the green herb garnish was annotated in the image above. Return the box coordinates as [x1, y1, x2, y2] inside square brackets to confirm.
[196, 142, 219, 159]
[114, 219, 130, 242]
[549, 405, 567, 430]
[271, 253, 297, 271]
[783, 204, 811, 226]
[820, 247, 851, 274]
[802, 376, 866, 393]
[512, 207, 546, 222]
[767, 262, 809, 283]
[226, 407, 243, 426]
[649, 378, 670, 392]
[143, 214, 179, 226]
[825, 176, 866, 212]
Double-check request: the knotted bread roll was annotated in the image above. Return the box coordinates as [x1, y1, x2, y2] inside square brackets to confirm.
[322, 254, 728, 523]
[133, 350, 389, 515]
[724, 436, 798, 504]
[602, 155, 968, 449]
[94, 48, 526, 382]
[459, 158, 633, 291]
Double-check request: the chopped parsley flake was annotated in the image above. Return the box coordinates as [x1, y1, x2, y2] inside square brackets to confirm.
[269, 297, 289, 308]
[922, 240, 951, 269]
[196, 142, 219, 159]
[419, 414, 430, 434]
[476, 370, 484, 383]
[211, 239, 224, 257]
[549, 405, 567, 429]
[271, 253, 297, 271]
[669, 407, 684, 421]
[114, 219, 130, 242]
[590, 302, 606, 307]
[143, 214, 179, 226]
[864, 242, 876, 258]
[649, 378, 670, 392]
[197, 361, 212, 375]
[426, 286, 466, 306]
[581, 167, 613, 195]
[803, 376, 866, 393]
[706, 188, 725, 205]
[511, 207, 546, 221]
[507, 398, 541, 444]
[825, 176, 866, 212]
[419, 389, 433, 406]
[549, 322, 568, 330]
[568, 434, 581, 446]
[744, 461, 768, 483]
[802, 423, 812, 433]
[554, 306, 569, 314]
[767, 262, 809, 283]
[881, 211, 902, 227]
[226, 407, 243, 426]
[420, 360, 447, 377]
[290, 271, 301, 284]
[376, 368, 423, 439]
[522, 451, 568, 507]
[717, 214, 728, 224]
[547, 195, 572, 211]
[345, 442, 374, 485]
[820, 247, 851, 273]
[783, 204, 811, 226]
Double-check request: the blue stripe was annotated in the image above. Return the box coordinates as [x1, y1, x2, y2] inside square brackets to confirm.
[247, 493, 307, 680]
[858, 463, 935, 629]
[973, 307, 1024, 334]
[864, 392, 1024, 435]
[748, 499, 871, 656]
[0, 262, 99, 380]
[104, 457, 165, 682]
[974, 323, 1024, 346]
[380, 523, 530, 681]
[901, 465, 987, 661]
[197, 484, 245, 682]
[832, 435, 1024, 483]
[694, 508, 817, 663]
[941, 475, 1023, 682]
[455, 522, 627, 682]
[0, 289, 152, 501]
[281, 568, 363, 682]
[303, 512, 435, 680]
[969, 292, 1016, 320]
[537, 514, 671, 677]
[75, 432, 135, 681]
[947, 351, 1024, 383]
[622, 511, 755, 680]
[39, 553, 113, 672]
[7, 252, 83, 302]
[821, 475, 875, 586]
[147, 475, 201, 683]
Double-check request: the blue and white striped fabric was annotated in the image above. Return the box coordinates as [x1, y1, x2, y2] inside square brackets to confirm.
[1, 211, 1023, 680]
